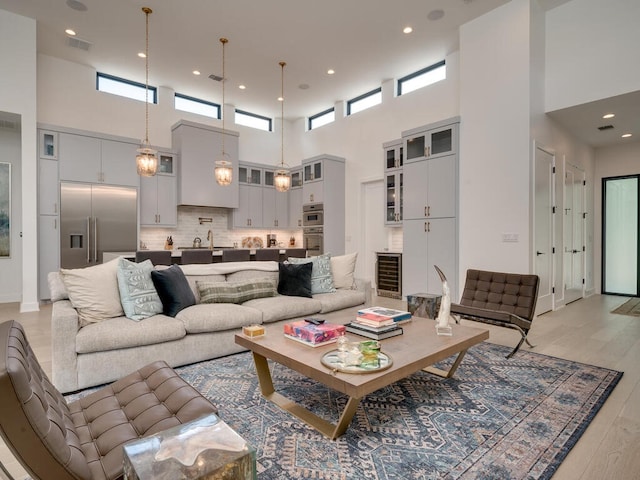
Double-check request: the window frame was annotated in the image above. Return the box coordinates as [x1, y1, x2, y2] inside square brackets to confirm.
[397, 60, 446, 96]
[96, 72, 157, 103]
[308, 107, 336, 130]
[347, 87, 382, 115]
[174, 93, 221, 119]
[235, 109, 273, 132]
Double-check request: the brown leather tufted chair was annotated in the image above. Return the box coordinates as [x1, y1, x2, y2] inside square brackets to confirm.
[450, 269, 540, 358]
[0, 320, 217, 480]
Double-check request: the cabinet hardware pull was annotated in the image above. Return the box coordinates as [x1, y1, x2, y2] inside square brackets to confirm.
[54, 203, 58, 214]
[54, 218, 57, 229]
[86, 217, 91, 263]
[424, 206, 428, 217]
[94, 218, 98, 262]
[427, 146, 431, 157]
[427, 206, 431, 217]
[424, 221, 431, 232]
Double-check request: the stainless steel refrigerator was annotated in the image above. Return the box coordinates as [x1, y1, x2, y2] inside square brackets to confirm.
[60, 182, 137, 269]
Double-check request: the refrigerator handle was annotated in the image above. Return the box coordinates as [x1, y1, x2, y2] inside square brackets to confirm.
[94, 217, 98, 264]
[86, 217, 91, 263]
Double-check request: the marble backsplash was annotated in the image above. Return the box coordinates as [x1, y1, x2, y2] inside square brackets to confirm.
[139, 205, 303, 251]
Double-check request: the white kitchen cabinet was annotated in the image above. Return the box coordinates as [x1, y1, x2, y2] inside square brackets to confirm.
[403, 118, 458, 163]
[403, 155, 456, 220]
[232, 184, 263, 228]
[301, 154, 345, 256]
[58, 133, 138, 185]
[263, 187, 289, 228]
[39, 158, 59, 216]
[140, 172, 177, 227]
[384, 139, 403, 171]
[172, 120, 239, 208]
[289, 177, 303, 228]
[385, 171, 403, 226]
[402, 217, 457, 299]
[239, 165, 262, 185]
[39, 130, 58, 160]
[38, 215, 59, 300]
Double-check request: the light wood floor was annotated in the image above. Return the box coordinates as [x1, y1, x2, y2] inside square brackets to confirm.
[1, 294, 639, 480]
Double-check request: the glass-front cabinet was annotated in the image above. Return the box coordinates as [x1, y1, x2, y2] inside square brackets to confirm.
[384, 139, 403, 171]
[291, 169, 302, 188]
[403, 121, 458, 163]
[39, 130, 59, 160]
[239, 165, 262, 185]
[158, 153, 174, 174]
[385, 171, 403, 226]
[303, 160, 322, 183]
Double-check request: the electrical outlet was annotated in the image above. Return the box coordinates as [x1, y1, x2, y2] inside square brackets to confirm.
[502, 233, 519, 243]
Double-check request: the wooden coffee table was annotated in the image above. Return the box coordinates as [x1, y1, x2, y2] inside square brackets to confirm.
[235, 318, 489, 439]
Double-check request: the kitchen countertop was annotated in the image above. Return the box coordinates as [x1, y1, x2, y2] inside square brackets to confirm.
[104, 248, 288, 262]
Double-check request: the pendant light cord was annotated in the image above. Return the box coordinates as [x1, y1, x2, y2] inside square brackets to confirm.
[143, 7, 151, 145]
[220, 38, 228, 157]
[280, 61, 286, 167]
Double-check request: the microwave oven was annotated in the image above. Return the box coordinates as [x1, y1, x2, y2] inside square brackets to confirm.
[302, 203, 323, 226]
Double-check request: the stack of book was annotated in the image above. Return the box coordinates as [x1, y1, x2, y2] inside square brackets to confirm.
[345, 307, 412, 340]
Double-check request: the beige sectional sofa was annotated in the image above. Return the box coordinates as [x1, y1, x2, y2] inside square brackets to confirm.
[49, 259, 370, 393]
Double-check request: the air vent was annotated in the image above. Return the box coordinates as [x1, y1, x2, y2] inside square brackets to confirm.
[208, 74, 223, 82]
[0, 119, 17, 130]
[66, 36, 92, 51]
[598, 124, 614, 131]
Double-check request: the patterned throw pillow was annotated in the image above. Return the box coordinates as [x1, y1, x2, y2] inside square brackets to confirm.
[288, 253, 336, 294]
[197, 280, 276, 304]
[116, 258, 163, 321]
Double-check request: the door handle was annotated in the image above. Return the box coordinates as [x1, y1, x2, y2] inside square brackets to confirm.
[536, 251, 545, 256]
[94, 217, 98, 263]
[572, 249, 579, 253]
[86, 217, 91, 263]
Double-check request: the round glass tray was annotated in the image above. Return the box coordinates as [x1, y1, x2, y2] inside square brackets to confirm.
[321, 349, 393, 374]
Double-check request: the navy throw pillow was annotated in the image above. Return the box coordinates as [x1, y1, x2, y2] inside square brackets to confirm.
[150, 265, 196, 317]
[277, 262, 313, 298]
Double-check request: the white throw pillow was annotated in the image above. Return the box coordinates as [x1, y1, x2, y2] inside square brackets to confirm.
[117, 258, 163, 321]
[331, 252, 358, 289]
[60, 258, 123, 326]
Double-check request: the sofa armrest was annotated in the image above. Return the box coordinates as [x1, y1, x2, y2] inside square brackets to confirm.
[51, 300, 81, 393]
[354, 278, 372, 305]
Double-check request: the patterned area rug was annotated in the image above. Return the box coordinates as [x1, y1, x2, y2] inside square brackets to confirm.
[166, 342, 621, 480]
[611, 297, 640, 316]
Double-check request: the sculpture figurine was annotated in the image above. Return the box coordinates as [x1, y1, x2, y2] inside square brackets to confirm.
[434, 265, 454, 336]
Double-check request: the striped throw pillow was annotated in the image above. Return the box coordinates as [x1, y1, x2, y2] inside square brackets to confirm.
[196, 280, 275, 304]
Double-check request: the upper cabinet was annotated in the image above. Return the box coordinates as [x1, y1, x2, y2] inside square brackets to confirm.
[239, 165, 263, 185]
[403, 118, 459, 163]
[383, 139, 403, 226]
[384, 139, 403, 171]
[58, 133, 138, 186]
[39, 130, 58, 160]
[172, 120, 239, 208]
[140, 152, 177, 227]
[303, 159, 323, 183]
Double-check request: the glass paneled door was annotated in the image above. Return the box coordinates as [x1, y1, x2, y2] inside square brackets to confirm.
[602, 175, 639, 296]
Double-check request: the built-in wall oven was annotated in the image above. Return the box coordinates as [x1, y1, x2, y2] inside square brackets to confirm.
[303, 226, 323, 256]
[302, 203, 323, 227]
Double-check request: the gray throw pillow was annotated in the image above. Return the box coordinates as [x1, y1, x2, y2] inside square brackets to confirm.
[116, 258, 163, 321]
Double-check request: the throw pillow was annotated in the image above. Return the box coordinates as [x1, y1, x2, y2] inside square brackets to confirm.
[288, 253, 336, 294]
[60, 258, 123, 327]
[197, 280, 275, 304]
[151, 265, 196, 317]
[277, 262, 313, 298]
[116, 258, 163, 321]
[331, 252, 358, 289]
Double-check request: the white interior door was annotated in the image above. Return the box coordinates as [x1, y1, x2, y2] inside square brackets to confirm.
[564, 162, 585, 304]
[534, 145, 555, 314]
[361, 180, 386, 287]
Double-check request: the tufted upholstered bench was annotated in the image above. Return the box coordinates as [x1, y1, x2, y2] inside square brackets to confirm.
[0, 320, 218, 480]
[450, 269, 540, 358]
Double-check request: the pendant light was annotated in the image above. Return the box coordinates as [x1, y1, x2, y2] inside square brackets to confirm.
[214, 37, 233, 186]
[136, 7, 158, 177]
[274, 61, 291, 192]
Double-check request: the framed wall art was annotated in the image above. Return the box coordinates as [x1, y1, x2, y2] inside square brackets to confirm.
[0, 162, 10, 258]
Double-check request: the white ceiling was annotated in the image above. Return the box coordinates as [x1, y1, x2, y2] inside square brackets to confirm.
[0, 0, 636, 148]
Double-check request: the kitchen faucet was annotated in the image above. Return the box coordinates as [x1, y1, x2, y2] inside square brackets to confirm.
[207, 230, 213, 250]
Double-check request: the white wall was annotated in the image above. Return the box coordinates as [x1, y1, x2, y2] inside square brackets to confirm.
[545, 0, 640, 112]
[0, 10, 38, 310]
[458, 0, 532, 284]
[593, 141, 640, 293]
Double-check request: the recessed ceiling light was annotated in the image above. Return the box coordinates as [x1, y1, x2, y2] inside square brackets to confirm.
[192, 70, 201, 75]
[427, 9, 445, 21]
[137, 52, 146, 58]
[238, 85, 246, 90]
[403, 26, 413, 34]
[66, 0, 87, 12]
[277, 96, 284, 102]
[298, 83, 310, 90]
[65, 29, 76, 36]
[621, 133, 633, 138]
[327, 69, 335, 75]
[602, 113, 615, 119]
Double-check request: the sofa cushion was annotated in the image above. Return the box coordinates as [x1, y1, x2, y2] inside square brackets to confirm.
[60, 258, 123, 326]
[243, 296, 322, 323]
[151, 265, 196, 317]
[288, 253, 336, 294]
[76, 315, 186, 354]
[116, 258, 163, 321]
[331, 252, 358, 289]
[197, 280, 275, 304]
[314, 288, 367, 314]
[177, 304, 263, 334]
[277, 262, 313, 298]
